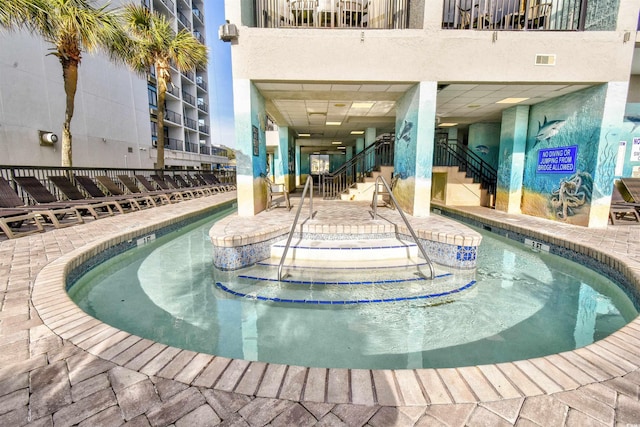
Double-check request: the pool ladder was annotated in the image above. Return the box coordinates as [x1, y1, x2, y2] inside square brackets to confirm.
[276, 175, 435, 281]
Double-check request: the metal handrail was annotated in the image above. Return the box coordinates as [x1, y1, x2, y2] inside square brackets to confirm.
[277, 176, 314, 281]
[371, 176, 435, 280]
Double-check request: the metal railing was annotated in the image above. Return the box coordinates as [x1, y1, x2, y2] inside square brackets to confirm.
[433, 140, 498, 198]
[199, 145, 210, 155]
[184, 117, 198, 130]
[177, 9, 190, 28]
[0, 165, 236, 205]
[199, 124, 210, 134]
[159, 0, 175, 14]
[441, 0, 587, 31]
[165, 109, 182, 125]
[196, 77, 208, 91]
[322, 133, 394, 199]
[192, 7, 204, 22]
[182, 91, 195, 105]
[185, 141, 199, 153]
[255, 0, 410, 29]
[197, 100, 208, 112]
[371, 176, 435, 280]
[277, 175, 314, 281]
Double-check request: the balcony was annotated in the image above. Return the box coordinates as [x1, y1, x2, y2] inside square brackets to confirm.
[196, 76, 207, 91]
[177, 9, 191, 28]
[255, 0, 409, 29]
[185, 117, 198, 130]
[199, 145, 211, 155]
[441, 0, 587, 31]
[152, 137, 184, 151]
[199, 124, 210, 134]
[158, 0, 175, 14]
[192, 7, 204, 23]
[182, 91, 196, 105]
[165, 109, 182, 125]
[185, 142, 199, 153]
[197, 100, 208, 113]
[193, 30, 205, 45]
[166, 85, 180, 98]
[183, 70, 195, 81]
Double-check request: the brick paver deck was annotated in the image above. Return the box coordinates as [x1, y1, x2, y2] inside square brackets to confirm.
[1, 192, 640, 426]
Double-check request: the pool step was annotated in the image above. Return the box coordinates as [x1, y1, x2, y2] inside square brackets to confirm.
[270, 238, 419, 262]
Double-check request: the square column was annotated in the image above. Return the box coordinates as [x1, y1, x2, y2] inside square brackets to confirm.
[495, 105, 529, 214]
[234, 79, 268, 216]
[393, 82, 437, 217]
[274, 126, 295, 192]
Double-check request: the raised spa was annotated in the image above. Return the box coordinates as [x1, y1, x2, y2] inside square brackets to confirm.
[68, 207, 638, 370]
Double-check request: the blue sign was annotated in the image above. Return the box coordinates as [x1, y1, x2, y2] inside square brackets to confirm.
[537, 145, 578, 174]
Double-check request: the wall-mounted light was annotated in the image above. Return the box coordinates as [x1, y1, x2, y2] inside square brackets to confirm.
[219, 20, 238, 42]
[623, 31, 631, 43]
[39, 130, 58, 146]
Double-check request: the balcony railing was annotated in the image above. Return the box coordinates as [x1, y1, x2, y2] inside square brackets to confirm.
[183, 70, 195, 81]
[194, 30, 205, 45]
[192, 7, 204, 22]
[185, 142, 199, 153]
[441, 0, 587, 31]
[159, 0, 175, 13]
[182, 91, 195, 105]
[200, 145, 211, 155]
[165, 109, 182, 125]
[199, 124, 210, 134]
[255, 0, 409, 29]
[185, 117, 198, 130]
[177, 9, 191, 28]
[197, 100, 208, 113]
[166, 85, 180, 98]
[196, 76, 207, 91]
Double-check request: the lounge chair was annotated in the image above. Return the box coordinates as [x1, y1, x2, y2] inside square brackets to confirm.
[173, 174, 213, 196]
[0, 176, 83, 229]
[48, 175, 116, 217]
[609, 181, 640, 225]
[116, 175, 169, 206]
[95, 176, 159, 210]
[0, 208, 44, 239]
[135, 175, 183, 203]
[150, 174, 195, 199]
[13, 176, 113, 219]
[198, 173, 232, 192]
[163, 175, 205, 197]
[75, 176, 146, 212]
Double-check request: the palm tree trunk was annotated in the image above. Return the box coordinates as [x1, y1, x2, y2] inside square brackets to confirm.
[61, 59, 78, 167]
[156, 76, 166, 170]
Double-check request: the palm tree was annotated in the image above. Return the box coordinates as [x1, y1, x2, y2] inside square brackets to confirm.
[2, 0, 123, 167]
[121, 4, 208, 170]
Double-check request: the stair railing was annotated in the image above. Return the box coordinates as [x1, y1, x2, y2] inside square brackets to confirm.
[322, 133, 394, 199]
[277, 175, 314, 281]
[433, 140, 498, 197]
[371, 176, 435, 280]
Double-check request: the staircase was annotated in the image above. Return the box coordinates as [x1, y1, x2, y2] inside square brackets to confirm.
[339, 165, 393, 201]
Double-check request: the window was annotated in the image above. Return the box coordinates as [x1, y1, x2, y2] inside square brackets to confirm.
[310, 154, 330, 174]
[148, 85, 157, 107]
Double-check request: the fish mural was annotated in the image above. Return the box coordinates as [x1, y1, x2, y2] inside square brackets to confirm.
[624, 115, 640, 133]
[535, 116, 567, 144]
[475, 145, 489, 155]
[396, 120, 413, 144]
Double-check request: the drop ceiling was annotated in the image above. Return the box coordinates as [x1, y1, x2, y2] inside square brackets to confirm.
[255, 81, 593, 148]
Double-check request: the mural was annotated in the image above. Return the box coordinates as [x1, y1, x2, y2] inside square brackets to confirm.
[495, 106, 528, 212]
[393, 90, 419, 210]
[468, 123, 500, 170]
[521, 86, 606, 225]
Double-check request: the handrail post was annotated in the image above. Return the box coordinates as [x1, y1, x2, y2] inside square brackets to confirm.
[371, 176, 435, 280]
[277, 175, 314, 281]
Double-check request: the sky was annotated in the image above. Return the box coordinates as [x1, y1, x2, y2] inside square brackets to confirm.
[204, 2, 236, 149]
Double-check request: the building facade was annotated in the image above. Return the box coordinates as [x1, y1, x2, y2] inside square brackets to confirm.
[0, 0, 228, 170]
[225, 0, 640, 228]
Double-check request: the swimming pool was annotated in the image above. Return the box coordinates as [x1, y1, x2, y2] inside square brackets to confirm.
[68, 206, 638, 370]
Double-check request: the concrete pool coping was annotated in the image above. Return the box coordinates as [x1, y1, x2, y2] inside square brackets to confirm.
[8, 192, 640, 425]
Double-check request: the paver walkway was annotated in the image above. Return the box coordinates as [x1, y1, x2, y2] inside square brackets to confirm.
[1, 193, 640, 426]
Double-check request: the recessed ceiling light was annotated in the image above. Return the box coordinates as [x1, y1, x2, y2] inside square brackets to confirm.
[332, 141, 342, 145]
[351, 102, 374, 109]
[298, 133, 311, 137]
[313, 152, 320, 154]
[350, 130, 364, 135]
[308, 112, 326, 116]
[467, 104, 481, 108]
[334, 103, 346, 107]
[496, 97, 529, 104]
[326, 121, 342, 126]
[438, 123, 458, 127]
[338, 146, 346, 149]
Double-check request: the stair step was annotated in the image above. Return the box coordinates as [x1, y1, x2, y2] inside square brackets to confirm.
[270, 238, 419, 261]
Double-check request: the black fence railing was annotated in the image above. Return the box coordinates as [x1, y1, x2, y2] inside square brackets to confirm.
[441, 0, 587, 31]
[0, 166, 236, 205]
[165, 109, 182, 125]
[433, 140, 498, 198]
[185, 142, 199, 153]
[322, 133, 394, 199]
[185, 117, 198, 130]
[182, 91, 196, 105]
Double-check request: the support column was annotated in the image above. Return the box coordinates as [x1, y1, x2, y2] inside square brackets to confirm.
[393, 82, 437, 217]
[233, 79, 267, 216]
[365, 128, 376, 145]
[274, 126, 294, 191]
[495, 105, 529, 214]
[295, 144, 302, 187]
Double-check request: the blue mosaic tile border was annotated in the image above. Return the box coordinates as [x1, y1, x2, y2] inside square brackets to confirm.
[216, 231, 478, 271]
[236, 272, 452, 286]
[66, 201, 237, 291]
[433, 207, 640, 309]
[215, 279, 476, 305]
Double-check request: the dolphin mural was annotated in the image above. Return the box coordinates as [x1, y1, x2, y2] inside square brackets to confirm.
[475, 145, 489, 155]
[535, 116, 566, 144]
[396, 120, 413, 143]
[624, 115, 640, 133]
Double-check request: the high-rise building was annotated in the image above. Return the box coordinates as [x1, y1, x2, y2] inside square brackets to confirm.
[0, 0, 228, 170]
